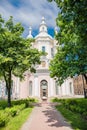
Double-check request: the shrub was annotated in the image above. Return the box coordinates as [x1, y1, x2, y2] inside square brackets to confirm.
[82, 112, 87, 120]
[4, 104, 25, 118]
[52, 98, 87, 118]
[0, 112, 8, 127]
[0, 100, 8, 109]
[25, 101, 29, 108]
[0, 98, 35, 128]
[10, 108, 17, 117]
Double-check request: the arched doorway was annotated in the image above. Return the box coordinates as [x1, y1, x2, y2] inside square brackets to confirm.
[40, 80, 48, 99]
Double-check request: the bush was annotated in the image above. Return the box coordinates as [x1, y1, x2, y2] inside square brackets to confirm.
[0, 100, 8, 109]
[82, 112, 87, 120]
[11, 98, 36, 108]
[0, 98, 35, 128]
[52, 98, 65, 103]
[4, 103, 25, 118]
[52, 98, 87, 120]
[0, 112, 8, 127]
[10, 108, 17, 117]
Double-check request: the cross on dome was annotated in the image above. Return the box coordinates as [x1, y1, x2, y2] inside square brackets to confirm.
[41, 17, 46, 25]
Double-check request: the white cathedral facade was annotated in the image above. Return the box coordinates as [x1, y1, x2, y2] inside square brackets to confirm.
[0, 17, 74, 100]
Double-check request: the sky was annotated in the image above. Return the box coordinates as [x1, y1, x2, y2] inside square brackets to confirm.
[0, 0, 59, 37]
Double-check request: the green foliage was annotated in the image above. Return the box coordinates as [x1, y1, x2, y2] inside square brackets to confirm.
[53, 98, 87, 120]
[0, 112, 8, 127]
[54, 98, 87, 129]
[49, 0, 87, 84]
[0, 100, 8, 109]
[1, 108, 33, 130]
[0, 15, 41, 106]
[0, 98, 36, 109]
[12, 98, 36, 106]
[0, 104, 25, 127]
[0, 98, 35, 128]
[56, 104, 87, 130]
[52, 97, 65, 103]
[4, 104, 25, 118]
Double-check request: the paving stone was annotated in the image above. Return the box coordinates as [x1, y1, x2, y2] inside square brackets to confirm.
[20, 102, 73, 130]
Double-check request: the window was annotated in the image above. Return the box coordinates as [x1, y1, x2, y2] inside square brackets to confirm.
[42, 27, 44, 31]
[42, 46, 45, 52]
[51, 48, 54, 57]
[5, 87, 8, 95]
[40, 80, 48, 98]
[55, 81, 59, 95]
[41, 80, 47, 86]
[69, 82, 72, 94]
[5, 87, 12, 95]
[41, 61, 46, 67]
[29, 81, 32, 96]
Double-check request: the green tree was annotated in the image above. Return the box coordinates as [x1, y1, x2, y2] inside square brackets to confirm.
[48, 0, 87, 97]
[0, 15, 41, 107]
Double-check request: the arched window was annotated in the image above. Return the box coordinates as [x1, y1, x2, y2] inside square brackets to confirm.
[29, 81, 32, 96]
[41, 80, 47, 89]
[40, 80, 48, 98]
[42, 46, 45, 52]
[42, 27, 44, 31]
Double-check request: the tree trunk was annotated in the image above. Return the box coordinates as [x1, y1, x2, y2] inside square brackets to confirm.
[82, 75, 87, 98]
[7, 69, 12, 107]
[7, 87, 11, 107]
[83, 74, 87, 84]
[3, 67, 12, 107]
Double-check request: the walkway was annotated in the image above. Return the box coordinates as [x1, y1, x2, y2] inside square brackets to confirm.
[21, 102, 73, 130]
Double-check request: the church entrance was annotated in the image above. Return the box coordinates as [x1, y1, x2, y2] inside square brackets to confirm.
[40, 80, 48, 100]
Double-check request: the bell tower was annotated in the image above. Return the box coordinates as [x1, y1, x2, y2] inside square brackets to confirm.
[39, 17, 47, 33]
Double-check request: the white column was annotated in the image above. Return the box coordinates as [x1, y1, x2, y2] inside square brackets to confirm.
[72, 82, 74, 95]
[34, 75, 39, 97]
[17, 78, 20, 98]
[58, 86, 61, 96]
[15, 77, 20, 99]
[50, 78, 54, 97]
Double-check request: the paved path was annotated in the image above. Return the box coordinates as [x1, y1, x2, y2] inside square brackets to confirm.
[21, 102, 73, 130]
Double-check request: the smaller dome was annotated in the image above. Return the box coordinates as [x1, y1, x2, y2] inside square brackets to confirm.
[27, 26, 33, 38]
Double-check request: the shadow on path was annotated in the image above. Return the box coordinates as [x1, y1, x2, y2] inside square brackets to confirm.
[42, 102, 72, 129]
[21, 101, 73, 130]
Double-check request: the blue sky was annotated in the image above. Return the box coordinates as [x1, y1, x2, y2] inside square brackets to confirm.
[0, 0, 59, 37]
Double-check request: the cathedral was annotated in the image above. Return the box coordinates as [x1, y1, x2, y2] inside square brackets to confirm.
[0, 17, 84, 100]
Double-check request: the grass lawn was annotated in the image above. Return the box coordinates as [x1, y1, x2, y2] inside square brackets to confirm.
[56, 105, 87, 130]
[0, 107, 33, 130]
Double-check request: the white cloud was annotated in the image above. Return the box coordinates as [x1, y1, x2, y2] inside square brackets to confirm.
[0, 0, 59, 37]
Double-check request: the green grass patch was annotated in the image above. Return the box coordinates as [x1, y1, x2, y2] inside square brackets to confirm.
[0, 98, 35, 129]
[56, 104, 87, 130]
[0, 107, 33, 130]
